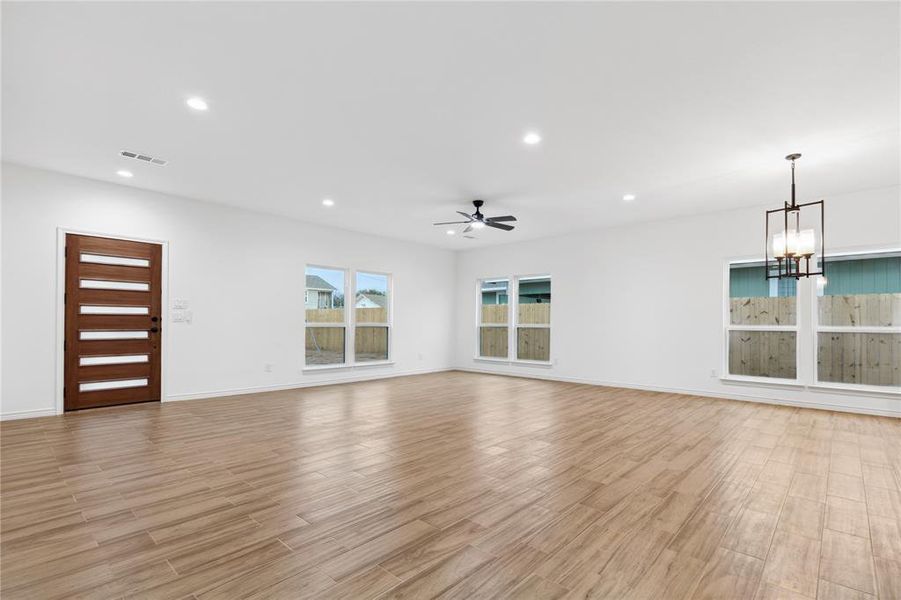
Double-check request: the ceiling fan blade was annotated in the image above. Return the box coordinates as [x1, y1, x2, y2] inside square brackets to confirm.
[463, 224, 473, 233]
[464, 236, 476, 239]
[433, 221, 470, 225]
[457, 211, 475, 220]
[485, 215, 517, 222]
[485, 221, 514, 231]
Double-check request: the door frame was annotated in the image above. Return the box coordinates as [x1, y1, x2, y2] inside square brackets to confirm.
[55, 227, 170, 415]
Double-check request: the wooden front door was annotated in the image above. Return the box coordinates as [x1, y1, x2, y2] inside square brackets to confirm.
[65, 234, 162, 410]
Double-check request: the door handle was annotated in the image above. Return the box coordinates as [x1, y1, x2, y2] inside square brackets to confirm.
[150, 327, 159, 333]
[151, 316, 159, 322]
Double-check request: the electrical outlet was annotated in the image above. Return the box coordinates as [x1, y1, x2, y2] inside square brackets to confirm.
[264, 363, 273, 373]
[171, 311, 185, 323]
[710, 369, 717, 378]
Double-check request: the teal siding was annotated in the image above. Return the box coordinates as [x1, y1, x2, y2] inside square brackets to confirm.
[519, 279, 551, 304]
[730, 266, 767, 297]
[519, 281, 550, 295]
[481, 291, 509, 305]
[729, 266, 796, 298]
[823, 257, 900, 295]
[730, 256, 899, 298]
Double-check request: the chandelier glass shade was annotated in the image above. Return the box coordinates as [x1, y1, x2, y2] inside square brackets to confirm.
[765, 154, 825, 280]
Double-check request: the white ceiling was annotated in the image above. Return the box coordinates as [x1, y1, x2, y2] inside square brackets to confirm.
[3, 1, 898, 249]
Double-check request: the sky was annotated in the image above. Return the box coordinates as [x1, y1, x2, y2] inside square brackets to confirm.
[307, 266, 387, 294]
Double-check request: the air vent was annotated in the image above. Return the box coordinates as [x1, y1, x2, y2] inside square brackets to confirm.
[119, 150, 168, 166]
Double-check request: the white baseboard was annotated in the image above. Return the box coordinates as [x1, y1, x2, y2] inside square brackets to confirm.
[1, 367, 451, 419]
[164, 366, 452, 402]
[454, 367, 901, 418]
[0, 408, 58, 421]
[6, 367, 895, 420]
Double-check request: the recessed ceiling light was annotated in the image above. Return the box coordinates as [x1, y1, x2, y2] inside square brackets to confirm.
[116, 170, 133, 178]
[322, 198, 335, 207]
[186, 97, 208, 111]
[446, 230, 456, 235]
[623, 194, 636, 202]
[523, 132, 542, 145]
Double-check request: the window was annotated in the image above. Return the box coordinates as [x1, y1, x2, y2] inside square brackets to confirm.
[305, 266, 346, 366]
[477, 275, 552, 363]
[355, 271, 390, 363]
[726, 262, 798, 380]
[726, 250, 900, 393]
[305, 266, 392, 368]
[815, 251, 900, 389]
[516, 276, 551, 362]
[479, 279, 509, 358]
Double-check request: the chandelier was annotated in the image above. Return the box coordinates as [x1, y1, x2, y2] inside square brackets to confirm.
[765, 153, 825, 280]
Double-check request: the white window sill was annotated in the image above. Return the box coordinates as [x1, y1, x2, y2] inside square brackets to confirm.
[304, 363, 352, 372]
[720, 375, 805, 390]
[303, 361, 394, 373]
[807, 383, 901, 398]
[721, 376, 900, 398]
[473, 357, 553, 368]
[353, 360, 395, 368]
[513, 359, 553, 368]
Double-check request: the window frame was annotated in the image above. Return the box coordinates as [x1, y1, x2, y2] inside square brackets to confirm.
[722, 248, 901, 396]
[304, 264, 350, 369]
[475, 274, 553, 366]
[352, 269, 393, 366]
[514, 274, 552, 365]
[810, 249, 901, 394]
[304, 265, 393, 371]
[476, 276, 512, 362]
[722, 258, 801, 385]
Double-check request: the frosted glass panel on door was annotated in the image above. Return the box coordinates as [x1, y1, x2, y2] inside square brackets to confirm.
[80, 253, 150, 268]
[79, 378, 148, 392]
[80, 355, 149, 366]
[80, 279, 150, 291]
[80, 305, 149, 315]
[80, 330, 148, 340]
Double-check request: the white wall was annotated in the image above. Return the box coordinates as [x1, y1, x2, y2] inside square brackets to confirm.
[1, 163, 456, 419]
[2, 162, 898, 420]
[454, 186, 901, 417]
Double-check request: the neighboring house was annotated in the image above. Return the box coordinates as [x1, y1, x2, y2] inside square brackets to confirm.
[518, 278, 551, 304]
[355, 292, 387, 309]
[481, 281, 508, 305]
[729, 256, 900, 298]
[305, 275, 336, 309]
[481, 278, 550, 304]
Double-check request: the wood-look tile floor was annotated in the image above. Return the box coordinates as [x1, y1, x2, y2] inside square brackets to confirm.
[2, 372, 900, 600]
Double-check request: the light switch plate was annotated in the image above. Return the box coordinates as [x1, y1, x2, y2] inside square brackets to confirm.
[173, 298, 188, 309]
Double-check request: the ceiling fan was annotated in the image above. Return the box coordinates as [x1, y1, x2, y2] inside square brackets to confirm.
[433, 200, 517, 236]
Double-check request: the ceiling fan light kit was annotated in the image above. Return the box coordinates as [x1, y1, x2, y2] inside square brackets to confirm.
[433, 199, 518, 238]
[765, 153, 825, 281]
